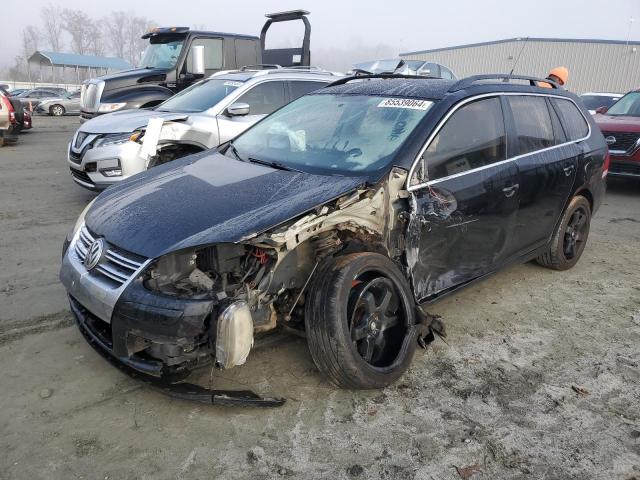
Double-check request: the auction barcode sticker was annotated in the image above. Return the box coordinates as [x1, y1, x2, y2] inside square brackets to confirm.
[378, 98, 432, 110]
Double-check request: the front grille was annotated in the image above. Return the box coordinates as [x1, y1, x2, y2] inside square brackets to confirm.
[602, 131, 640, 152]
[80, 82, 102, 112]
[69, 150, 82, 164]
[69, 168, 94, 185]
[610, 162, 640, 175]
[75, 225, 147, 287]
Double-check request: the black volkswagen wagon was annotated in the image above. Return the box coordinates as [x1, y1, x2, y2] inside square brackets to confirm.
[60, 74, 607, 403]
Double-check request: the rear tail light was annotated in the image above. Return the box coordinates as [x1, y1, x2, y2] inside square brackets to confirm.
[602, 150, 610, 179]
[0, 95, 15, 124]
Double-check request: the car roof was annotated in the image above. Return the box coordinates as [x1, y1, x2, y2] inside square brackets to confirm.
[319, 76, 580, 102]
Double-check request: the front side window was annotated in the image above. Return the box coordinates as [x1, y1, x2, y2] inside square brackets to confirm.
[187, 38, 223, 72]
[156, 79, 242, 112]
[139, 36, 185, 69]
[235, 81, 287, 116]
[420, 97, 506, 182]
[508, 96, 555, 155]
[603, 91, 640, 116]
[553, 98, 589, 141]
[232, 94, 433, 175]
[439, 66, 455, 80]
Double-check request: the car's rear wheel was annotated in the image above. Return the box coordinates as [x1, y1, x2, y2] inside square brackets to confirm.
[305, 252, 417, 389]
[50, 105, 65, 116]
[536, 195, 591, 270]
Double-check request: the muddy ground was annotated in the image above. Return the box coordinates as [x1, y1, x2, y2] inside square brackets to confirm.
[0, 116, 638, 480]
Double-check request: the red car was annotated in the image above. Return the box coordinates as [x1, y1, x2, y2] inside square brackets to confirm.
[594, 90, 640, 179]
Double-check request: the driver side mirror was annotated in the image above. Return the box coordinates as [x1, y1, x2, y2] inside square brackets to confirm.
[595, 105, 608, 114]
[188, 45, 206, 76]
[225, 103, 250, 117]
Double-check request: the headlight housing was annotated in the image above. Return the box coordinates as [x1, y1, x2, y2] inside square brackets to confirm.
[98, 102, 127, 113]
[94, 132, 133, 148]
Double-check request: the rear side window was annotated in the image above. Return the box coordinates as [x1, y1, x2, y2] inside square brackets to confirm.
[507, 96, 555, 154]
[439, 66, 455, 79]
[422, 96, 506, 181]
[552, 98, 589, 141]
[289, 81, 326, 101]
[187, 38, 223, 72]
[236, 81, 287, 115]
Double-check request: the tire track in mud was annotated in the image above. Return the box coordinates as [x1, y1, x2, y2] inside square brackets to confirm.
[0, 310, 74, 346]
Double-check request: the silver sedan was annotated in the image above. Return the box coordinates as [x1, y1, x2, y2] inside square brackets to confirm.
[36, 91, 81, 116]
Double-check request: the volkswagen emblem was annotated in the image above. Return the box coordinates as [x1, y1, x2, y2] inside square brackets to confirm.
[84, 238, 105, 271]
[605, 136, 617, 146]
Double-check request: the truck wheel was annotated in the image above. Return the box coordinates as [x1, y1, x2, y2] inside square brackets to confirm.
[50, 105, 65, 116]
[305, 252, 417, 389]
[536, 195, 591, 270]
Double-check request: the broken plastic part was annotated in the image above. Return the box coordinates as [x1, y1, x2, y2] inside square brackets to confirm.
[216, 301, 254, 368]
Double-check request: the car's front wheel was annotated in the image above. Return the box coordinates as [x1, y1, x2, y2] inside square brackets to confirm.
[50, 105, 65, 116]
[305, 252, 417, 389]
[536, 195, 591, 270]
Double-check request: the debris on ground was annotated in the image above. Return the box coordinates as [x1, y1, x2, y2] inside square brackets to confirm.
[571, 385, 590, 396]
[455, 463, 482, 479]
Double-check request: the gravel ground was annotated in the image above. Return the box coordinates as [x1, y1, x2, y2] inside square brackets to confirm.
[0, 116, 639, 480]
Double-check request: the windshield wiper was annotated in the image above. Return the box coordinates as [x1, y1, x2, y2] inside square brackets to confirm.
[248, 157, 298, 172]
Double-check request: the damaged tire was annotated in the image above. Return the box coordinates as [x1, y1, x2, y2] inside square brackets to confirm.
[536, 195, 591, 270]
[305, 252, 417, 389]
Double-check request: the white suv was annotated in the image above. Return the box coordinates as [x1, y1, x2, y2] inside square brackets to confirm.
[67, 68, 341, 191]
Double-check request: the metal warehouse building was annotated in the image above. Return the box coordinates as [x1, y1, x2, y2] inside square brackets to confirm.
[400, 38, 640, 94]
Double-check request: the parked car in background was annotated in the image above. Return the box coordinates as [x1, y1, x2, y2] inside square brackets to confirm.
[14, 88, 67, 110]
[59, 73, 606, 403]
[68, 68, 339, 191]
[36, 90, 81, 116]
[0, 90, 18, 145]
[352, 59, 457, 79]
[1, 87, 32, 133]
[7, 88, 29, 97]
[580, 92, 622, 115]
[594, 89, 640, 178]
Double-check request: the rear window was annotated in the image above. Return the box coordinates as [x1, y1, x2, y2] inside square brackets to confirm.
[289, 81, 327, 101]
[507, 96, 555, 155]
[580, 95, 619, 110]
[553, 98, 589, 140]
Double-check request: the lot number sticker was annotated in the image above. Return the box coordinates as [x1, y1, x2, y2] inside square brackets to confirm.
[378, 98, 431, 110]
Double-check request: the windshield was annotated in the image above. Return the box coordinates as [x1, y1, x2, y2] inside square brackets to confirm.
[139, 37, 184, 69]
[581, 95, 620, 110]
[231, 94, 433, 176]
[155, 78, 243, 113]
[605, 92, 640, 116]
[353, 59, 403, 74]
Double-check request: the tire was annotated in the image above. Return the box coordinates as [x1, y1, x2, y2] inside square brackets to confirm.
[50, 105, 65, 116]
[536, 195, 591, 270]
[305, 252, 417, 389]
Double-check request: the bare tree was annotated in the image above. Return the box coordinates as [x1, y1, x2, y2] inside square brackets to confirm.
[105, 11, 128, 59]
[88, 22, 105, 57]
[40, 4, 65, 52]
[21, 25, 41, 57]
[62, 9, 93, 55]
[124, 16, 155, 66]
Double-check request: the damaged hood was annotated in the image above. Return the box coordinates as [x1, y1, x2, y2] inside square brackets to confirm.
[85, 151, 366, 258]
[79, 109, 187, 134]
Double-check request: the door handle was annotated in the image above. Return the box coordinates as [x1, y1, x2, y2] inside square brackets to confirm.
[563, 165, 575, 176]
[502, 184, 519, 197]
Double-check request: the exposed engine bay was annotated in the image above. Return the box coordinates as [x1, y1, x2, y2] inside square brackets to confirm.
[140, 168, 410, 371]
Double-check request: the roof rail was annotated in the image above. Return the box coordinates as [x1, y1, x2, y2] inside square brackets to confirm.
[326, 73, 439, 88]
[448, 74, 561, 92]
[263, 67, 338, 76]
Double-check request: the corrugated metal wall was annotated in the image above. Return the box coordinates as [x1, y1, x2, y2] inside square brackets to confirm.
[401, 39, 640, 94]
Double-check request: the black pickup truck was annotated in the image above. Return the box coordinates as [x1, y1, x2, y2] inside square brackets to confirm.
[79, 10, 311, 122]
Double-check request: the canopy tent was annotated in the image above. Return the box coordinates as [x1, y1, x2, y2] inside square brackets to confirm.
[28, 51, 132, 84]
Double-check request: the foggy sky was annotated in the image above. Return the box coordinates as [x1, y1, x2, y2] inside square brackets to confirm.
[3, 0, 639, 72]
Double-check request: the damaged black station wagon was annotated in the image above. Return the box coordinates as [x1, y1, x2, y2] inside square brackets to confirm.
[60, 74, 607, 405]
